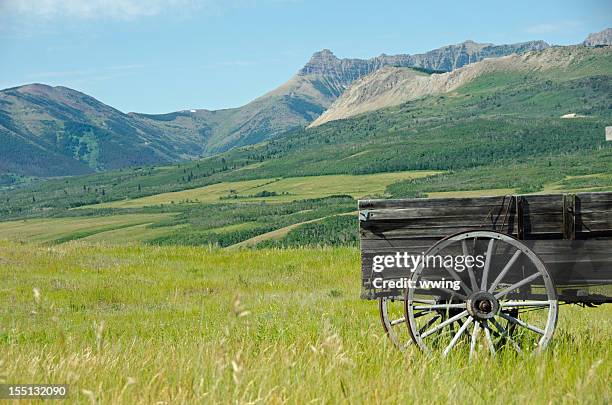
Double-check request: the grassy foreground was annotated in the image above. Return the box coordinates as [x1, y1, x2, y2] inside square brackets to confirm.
[1, 241, 610, 404]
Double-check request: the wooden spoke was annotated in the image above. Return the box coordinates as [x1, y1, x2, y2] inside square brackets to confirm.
[414, 311, 430, 318]
[494, 272, 542, 299]
[480, 239, 495, 290]
[469, 321, 481, 360]
[420, 310, 468, 339]
[444, 266, 472, 295]
[413, 303, 467, 310]
[482, 322, 496, 356]
[491, 318, 523, 354]
[412, 299, 437, 304]
[390, 317, 406, 326]
[488, 250, 521, 293]
[443, 316, 474, 357]
[497, 312, 545, 335]
[461, 240, 478, 291]
[418, 314, 441, 335]
[500, 300, 551, 308]
[437, 288, 467, 301]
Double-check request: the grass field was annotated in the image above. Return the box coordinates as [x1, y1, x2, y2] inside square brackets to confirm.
[0, 214, 174, 244]
[87, 171, 440, 209]
[1, 241, 610, 403]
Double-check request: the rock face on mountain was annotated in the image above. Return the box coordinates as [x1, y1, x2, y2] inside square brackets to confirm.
[310, 46, 612, 127]
[583, 28, 612, 46]
[403, 40, 550, 71]
[300, 40, 550, 78]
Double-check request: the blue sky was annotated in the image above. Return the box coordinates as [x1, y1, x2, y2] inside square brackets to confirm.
[0, 0, 610, 113]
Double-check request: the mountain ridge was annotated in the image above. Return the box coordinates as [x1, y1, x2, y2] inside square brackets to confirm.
[310, 39, 611, 127]
[131, 39, 549, 155]
[0, 37, 582, 178]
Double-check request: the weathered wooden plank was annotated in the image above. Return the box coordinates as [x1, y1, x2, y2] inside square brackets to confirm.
[526, 238, 612, 253]
[577, 201, 612, 212]
[360, 193, 611, 211]
[359, 224, 569, 240]
[576, 192, 612, 203]
[360, 214, 609, 238]
[360, 238, 612, 255]
[361, 205, 512, 220]
[563, 194, 576, 240]
[360, 239, 434, 252]
[361, 195, 567, 210]
[516, 196, 525, 239]
[359, 195, 517, 209]
[580, 214, 612, 230]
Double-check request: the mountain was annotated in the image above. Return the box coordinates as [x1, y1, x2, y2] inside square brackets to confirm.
[3, 44, 610, 214]
[131, 40, 549, 152]
[310, 45, 611, 126]
[582, 28, 612, 46]
[0, 84, 208, 177]
[0, 39, 549, 177]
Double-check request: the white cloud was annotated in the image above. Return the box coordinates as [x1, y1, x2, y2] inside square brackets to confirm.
[0, 0, 206, 20]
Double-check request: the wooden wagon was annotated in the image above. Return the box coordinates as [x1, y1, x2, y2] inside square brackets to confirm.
[359, 192, 612, 356]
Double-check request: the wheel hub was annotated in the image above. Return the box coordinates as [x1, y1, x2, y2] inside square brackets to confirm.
[466, 291, 499, 320]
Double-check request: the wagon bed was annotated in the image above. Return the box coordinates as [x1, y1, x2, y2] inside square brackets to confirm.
[359, 192, 612, 303]
[358, 191, 612, 355]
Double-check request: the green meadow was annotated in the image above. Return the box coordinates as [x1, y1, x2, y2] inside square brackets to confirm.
[87, 170, 440, 208]
[0, 241, 609, 403]
[0, 214, 173, 244]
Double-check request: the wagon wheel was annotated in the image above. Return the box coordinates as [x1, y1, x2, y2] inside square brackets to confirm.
[404, 230, 558, 357]
[380, 298, 412, 351]
[380, 296, 456, 351]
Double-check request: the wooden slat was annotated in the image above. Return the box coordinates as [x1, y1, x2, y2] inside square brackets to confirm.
[576, 192, 612, 203]
[359, 195, 516, 210]
[359, 192, 612, 300]
[516, 196, 525, 239]
[563, 194, 576, 240]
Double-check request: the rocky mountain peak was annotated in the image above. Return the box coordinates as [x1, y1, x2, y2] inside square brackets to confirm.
[314, 48, 336, 58]
[299, 49, 342, 75]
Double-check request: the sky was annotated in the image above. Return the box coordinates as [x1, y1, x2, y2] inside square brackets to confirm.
[0, 0, 610, 114]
